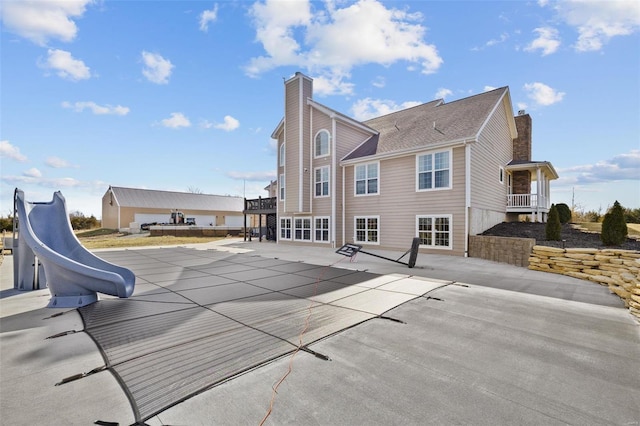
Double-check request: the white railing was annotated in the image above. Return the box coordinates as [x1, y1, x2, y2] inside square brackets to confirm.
[506, 194, 547, 210]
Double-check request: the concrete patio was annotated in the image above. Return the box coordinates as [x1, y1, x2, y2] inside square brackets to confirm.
[1, 239, 638, 425]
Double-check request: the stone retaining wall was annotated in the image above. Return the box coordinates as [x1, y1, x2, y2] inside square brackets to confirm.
[468, 235, 535, 267]
[529, 246, 640, 321]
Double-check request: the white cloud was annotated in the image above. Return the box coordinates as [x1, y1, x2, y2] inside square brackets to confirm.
[434, 88, 453, 100]
[214, 115, 240, 131]
[486, 32, 509, 47]
[351, 98, 422, 121]
[246, 0, 442, 93]
[525, 27, 561, 55]
[46, 156, 74, 168]
[23, 168, 42, 178]
[1, 174, 81, 188]
[226, 170, 277, 181]
[523, 82, 565, 106]
[199, 119, 214, 129]
[313, 73, 355, 96]
[558, 149, 640, 184]
[41, 49, 91, 81]
[371, 76, 386, 88]
[550, 0, 640, 52]
[0, 140, 27, 162]
[199, 4, 219, 32]
[484, 85, 498, 92]
[472, 32, 508, 51]
[0, 0, 93, 46]
[161, 112, 191, 129]
[62, 101, 129, 115]
[141, 51, 174, 84]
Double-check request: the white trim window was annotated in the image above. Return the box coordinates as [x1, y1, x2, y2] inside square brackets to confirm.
[294, 217, 312, 241]
[499, 166, 505, 184]
[314, 166, 329, 197]
[279, 217, 292, 240]
[416, 215, 452, 249]
[354, 216, 379, 244]
[355, 162, 379, 196]
[314, 217, 330, 242]
[314, 130, 330, 158]
[279, 143, 285, 167]
[279, 173, 285, 201]
[417, 150, 451, 191]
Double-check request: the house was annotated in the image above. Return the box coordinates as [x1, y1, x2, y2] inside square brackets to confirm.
[102, 186, 245, 230]
[268, 72, 558, 256]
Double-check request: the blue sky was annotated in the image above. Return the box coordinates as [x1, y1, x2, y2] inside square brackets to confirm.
[1, 0, 639, 219]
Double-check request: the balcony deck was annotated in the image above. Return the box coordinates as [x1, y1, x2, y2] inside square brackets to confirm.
[243, 196, 277, 214]
[506, 193, 549, 214]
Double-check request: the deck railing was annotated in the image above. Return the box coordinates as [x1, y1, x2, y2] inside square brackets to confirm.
[506, 194, 547, 210]
[244, 196, 277, 212]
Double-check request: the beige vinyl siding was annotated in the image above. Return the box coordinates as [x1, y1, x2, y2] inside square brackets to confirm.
[334, 123, 373, 246]
[284, 78, 300, 213]
[344, 147, 467, 256]
[311, 110, 333, 217]
[301, 78, 312, 212]
[276, 133, 287, 214]
[336, 124, 374, 159]
[469, 100, 513, 233]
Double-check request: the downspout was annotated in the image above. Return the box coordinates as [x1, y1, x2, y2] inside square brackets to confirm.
[342, 164, 346, 246]
[464, 143, 471, 257]
[331, 116, 337, 248]
[310, 107, 313, 215]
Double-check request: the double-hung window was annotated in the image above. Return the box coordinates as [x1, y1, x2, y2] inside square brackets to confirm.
[315, 166, 329, 197]
[315, 130, 330, 157]
[417, 150, 450, 191]
[354, 216, 379, 244]
[314, 217, 329, 242]
[416, 215, 452, 249]
[280, 217, 291, 240]
[294, 217, 311, 241]
[355, 163, 378, 195]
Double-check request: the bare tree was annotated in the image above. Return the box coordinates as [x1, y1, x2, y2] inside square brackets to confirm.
[187, 186, 203, 194]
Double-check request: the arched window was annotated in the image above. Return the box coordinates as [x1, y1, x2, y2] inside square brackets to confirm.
[314, 130, 330, 157]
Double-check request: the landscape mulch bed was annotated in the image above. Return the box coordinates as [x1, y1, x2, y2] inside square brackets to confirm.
[481, 222, 640, 251]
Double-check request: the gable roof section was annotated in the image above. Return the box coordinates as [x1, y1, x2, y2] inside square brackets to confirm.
[108, 186, 244, 211]
[344, 87, 510, 162]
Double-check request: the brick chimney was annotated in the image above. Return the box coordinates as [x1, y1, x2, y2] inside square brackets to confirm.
[512, 113, 532, 195]
[513, 113, 532, 162]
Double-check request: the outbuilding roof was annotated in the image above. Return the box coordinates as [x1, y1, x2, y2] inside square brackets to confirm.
[107, 186, 244, 212]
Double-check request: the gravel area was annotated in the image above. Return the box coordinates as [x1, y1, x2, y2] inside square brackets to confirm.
[481, 222, 640, 251]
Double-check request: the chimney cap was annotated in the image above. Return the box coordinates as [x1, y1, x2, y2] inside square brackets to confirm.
[518, 109, 526, 115]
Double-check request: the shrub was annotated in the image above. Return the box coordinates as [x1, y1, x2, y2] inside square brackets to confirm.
[623, 207, 640, 224]
[555, 203, 572, 224]
[69, 211, 100, 230]
[545, 204, 561, 241]
[0, 214, 13, 232]
[601, 201, 628, 246]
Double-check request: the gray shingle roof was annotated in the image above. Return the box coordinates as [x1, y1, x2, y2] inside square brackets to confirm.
[108, 186, 244, 211]
[346, 87, 509, 160]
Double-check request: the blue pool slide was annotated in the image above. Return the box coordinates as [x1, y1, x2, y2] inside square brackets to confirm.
[13, 189, 135, 307]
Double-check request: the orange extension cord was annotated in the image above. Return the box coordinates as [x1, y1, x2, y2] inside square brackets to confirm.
[258, 257, 346, 426]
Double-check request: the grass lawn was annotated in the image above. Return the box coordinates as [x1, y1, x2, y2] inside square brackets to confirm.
[575, 222, 640, 238]
[75, 228, 225, 249]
